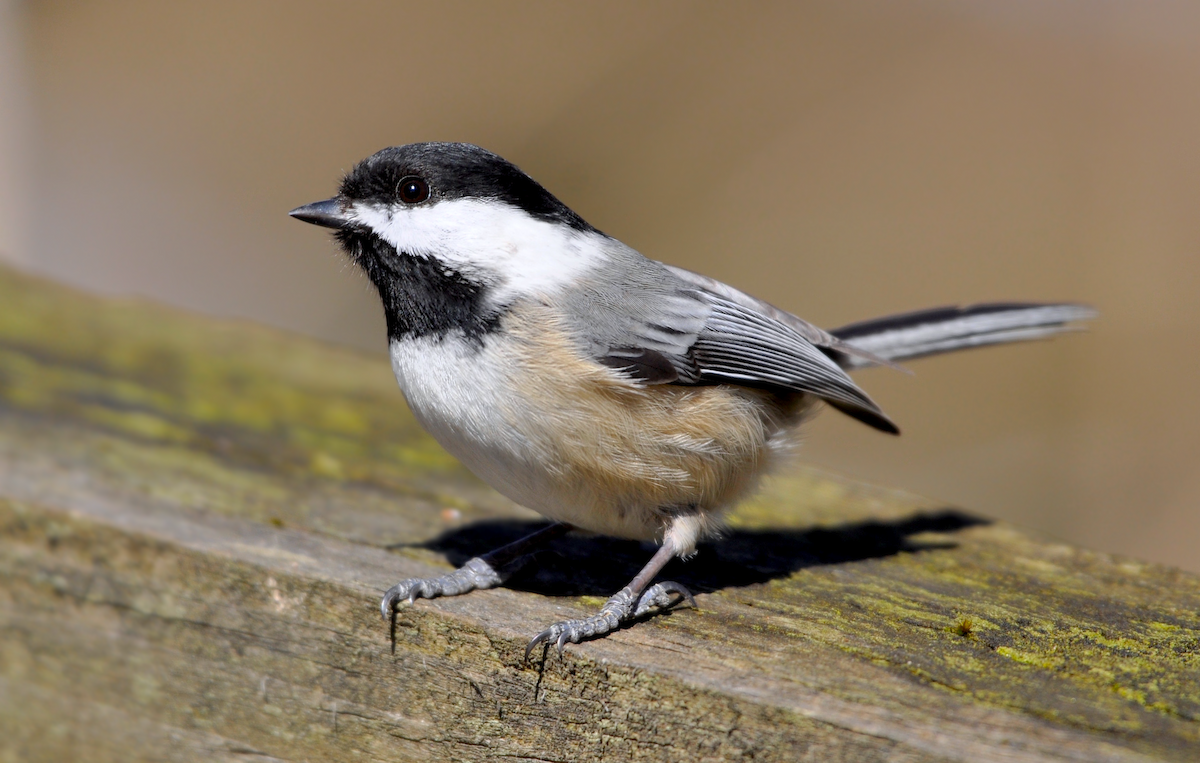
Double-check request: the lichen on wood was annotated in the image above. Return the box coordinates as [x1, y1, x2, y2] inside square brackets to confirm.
[0, 263, 1197, 762]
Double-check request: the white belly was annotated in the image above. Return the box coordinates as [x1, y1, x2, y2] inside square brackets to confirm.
[389, 336, 557, 514]
[388, 315, 792, 542]
[390, 334, 662, 540]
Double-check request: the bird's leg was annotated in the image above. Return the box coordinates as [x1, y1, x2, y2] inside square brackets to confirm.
[524, 538, 695, 660]
[381, 522, 572, 620]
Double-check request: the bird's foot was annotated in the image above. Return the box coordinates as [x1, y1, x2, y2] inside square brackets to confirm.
[524, 581, 694, 660]
[380, 556, 504, 618]
[633, 580, 695, 617]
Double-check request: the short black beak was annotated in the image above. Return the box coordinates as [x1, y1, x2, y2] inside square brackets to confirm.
[289, 198, 350, 229]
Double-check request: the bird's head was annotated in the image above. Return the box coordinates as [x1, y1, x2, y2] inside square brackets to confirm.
[290, 142, 606, 308]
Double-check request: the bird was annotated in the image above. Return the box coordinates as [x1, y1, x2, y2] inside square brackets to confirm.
[289, 141, 1095, 657]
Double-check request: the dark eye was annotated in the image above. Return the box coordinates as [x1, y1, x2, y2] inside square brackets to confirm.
[397, 176, 430, 204]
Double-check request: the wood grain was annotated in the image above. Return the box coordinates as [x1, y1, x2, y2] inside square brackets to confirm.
[0, 264, 1196, 762]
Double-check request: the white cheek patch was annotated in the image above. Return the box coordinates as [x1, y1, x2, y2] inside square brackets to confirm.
[351, 198, 606, 302]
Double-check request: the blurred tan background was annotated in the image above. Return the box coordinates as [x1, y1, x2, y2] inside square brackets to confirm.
[1, 1, 1196, 571]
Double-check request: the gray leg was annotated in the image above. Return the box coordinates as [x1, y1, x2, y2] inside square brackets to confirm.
[524, 540, 696, 660]
[381, 522, 572, 619]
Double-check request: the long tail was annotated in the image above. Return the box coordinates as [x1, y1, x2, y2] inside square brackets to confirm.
[828, 302, 1097, 370]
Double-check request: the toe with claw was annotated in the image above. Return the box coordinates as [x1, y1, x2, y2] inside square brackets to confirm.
[380, 556, 504, 619]
[524, 581, 695, 661]
[634, 581, 695, 617]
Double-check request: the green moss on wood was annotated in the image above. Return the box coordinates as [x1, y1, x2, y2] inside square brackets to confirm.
[2, 262, 1199, 761]
[0, 266, 463, 488]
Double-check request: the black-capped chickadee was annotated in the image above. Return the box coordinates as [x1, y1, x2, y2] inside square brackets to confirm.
[290, 142, 1094, 657]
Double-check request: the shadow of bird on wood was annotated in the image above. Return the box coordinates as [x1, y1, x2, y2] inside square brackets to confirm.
[389, 509, 989, 598]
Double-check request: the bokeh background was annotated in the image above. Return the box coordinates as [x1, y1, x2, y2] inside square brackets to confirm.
[1, 1, 1196, 571]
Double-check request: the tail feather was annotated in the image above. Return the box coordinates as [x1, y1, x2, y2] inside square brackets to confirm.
[829, 302, 1097, 369]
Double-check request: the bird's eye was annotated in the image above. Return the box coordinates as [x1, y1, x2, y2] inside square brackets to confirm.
[397, 176, 430, 204]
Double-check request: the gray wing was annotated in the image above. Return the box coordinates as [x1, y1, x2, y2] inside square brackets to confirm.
[662, 264, 902, 370]
[571, 260, 898, 434]
[687, 293, 899, 433]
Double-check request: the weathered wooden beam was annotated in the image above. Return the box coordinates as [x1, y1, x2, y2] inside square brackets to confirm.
[0, 263, 1196, 762]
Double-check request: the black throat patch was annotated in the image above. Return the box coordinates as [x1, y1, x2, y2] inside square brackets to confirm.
[336, 228, 502, 343]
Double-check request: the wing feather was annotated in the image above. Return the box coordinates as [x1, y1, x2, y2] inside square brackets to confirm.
[662, 264, 901, 370]
[690, 297, 898, 433]
[583, 265, 898, 433]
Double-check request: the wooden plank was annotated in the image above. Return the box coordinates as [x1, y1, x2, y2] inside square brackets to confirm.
[0, 263, 1196, 762]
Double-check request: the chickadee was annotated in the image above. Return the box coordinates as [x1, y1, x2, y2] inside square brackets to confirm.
[290, 142, 1094, 656]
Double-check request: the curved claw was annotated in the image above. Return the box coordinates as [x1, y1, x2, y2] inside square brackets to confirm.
[380, 581, 414, 619]
[522, 622, 579, 661]
[673, 583, 697, 609]
[634, 581, 696, 617]
[379, 558, 506, 621]
[521, 583, 696, 663]
[379, 578, 438, 619]
[522, 589, 639, 662]
[524, 628, 556, 662]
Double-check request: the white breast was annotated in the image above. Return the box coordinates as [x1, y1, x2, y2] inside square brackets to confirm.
[388, 309, 792, 545]
[390, 332, 638, 537]
[388, 335, 545, 510]
[391, 328, 690, 541]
